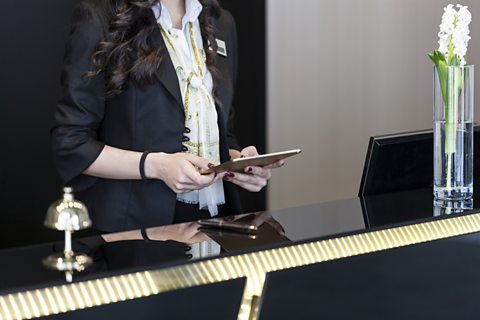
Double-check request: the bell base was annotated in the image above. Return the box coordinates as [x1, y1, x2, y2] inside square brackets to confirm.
[43, 252, 92, 272]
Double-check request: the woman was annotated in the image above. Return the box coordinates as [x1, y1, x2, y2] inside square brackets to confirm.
[51, 0, 280, 232]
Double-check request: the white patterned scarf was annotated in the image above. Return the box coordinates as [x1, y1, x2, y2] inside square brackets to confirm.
[159, 15, 225, 216]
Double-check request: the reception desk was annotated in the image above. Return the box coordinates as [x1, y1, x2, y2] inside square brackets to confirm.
[1, 188, 480, 319]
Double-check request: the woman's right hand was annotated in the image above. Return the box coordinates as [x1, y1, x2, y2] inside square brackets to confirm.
[145, 152, 219, 193]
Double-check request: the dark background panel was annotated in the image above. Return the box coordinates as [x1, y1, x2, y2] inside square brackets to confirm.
[0, 0, 266, 249]
[0, 0, 79, 248]
[221, 0, 267, 215]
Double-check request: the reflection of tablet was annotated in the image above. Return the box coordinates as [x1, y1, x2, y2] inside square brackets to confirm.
[198, 219, 258, 232]
[198, 227, 257, 240]
[201, 149, 302, 174]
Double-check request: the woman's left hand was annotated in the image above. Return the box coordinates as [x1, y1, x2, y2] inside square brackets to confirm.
[224, 146, 284, 192]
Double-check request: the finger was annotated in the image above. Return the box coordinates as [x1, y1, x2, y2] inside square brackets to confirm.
[229, 179, 265, 192]
[172, 176, 209, 193]
[226, 172, 261, 185]
[266, 218, 286, 236]
[251, 214, 268, 228]
[189, 233, 210, 243]
[244, 166, 271, 179]
[184, 223, 201, 238]
[229, 149, 242, 160]
[186, 154, 215, 171]
[224, 177, 254, 191]
[240, 146, 258, 157]
[224, 172, 266, 192]
[175, 175, 216, 192]
[264, 160, 285, 169]
[212, 172, 224, 183]
[173, 185, 197, 194]
[191, 172, 216, 187]
[182, 162, 216, 186]
[183, 155, 219, 187]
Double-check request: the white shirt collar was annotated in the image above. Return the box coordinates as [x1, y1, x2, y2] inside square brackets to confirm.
[152, 0, 203, 30]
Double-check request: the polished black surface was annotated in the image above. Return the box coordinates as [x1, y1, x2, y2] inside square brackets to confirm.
[41, 278, 246, 320]
[1, 186, 480, 295]
[259, 232, 480, 319]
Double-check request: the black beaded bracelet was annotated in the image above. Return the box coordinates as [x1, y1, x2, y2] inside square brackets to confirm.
[141, 228, 152, 242]
[139, 150, 152, 183]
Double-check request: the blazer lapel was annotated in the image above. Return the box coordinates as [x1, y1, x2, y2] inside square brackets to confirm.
[148, 11, 183, 109]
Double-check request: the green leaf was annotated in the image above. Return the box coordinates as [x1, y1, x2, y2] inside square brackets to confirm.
[437, 58, 449, 108]
[429, 51, 449, 104]
[428, 53, 438, 65]
[437, 51, 447, 63]
[428, 50, 448, 68]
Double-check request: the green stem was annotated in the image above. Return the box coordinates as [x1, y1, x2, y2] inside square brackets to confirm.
[444, 67, 462, 191]
[446, 152, 453, 190]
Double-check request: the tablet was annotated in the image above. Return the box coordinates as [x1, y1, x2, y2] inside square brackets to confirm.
[200, 149, 302, 175]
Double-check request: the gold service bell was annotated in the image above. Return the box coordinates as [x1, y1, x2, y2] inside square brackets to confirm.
[43, 187, 92, 281]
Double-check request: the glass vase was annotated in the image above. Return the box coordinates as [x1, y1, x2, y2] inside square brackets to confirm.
[433, 65, 474, 200]
[433, 198, 473, 216]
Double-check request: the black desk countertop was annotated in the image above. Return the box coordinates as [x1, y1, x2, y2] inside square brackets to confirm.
[259, 231, 480, 319]
[0, 187, 478, 296]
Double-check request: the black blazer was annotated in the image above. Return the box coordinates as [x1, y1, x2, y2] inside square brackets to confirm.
[51, 1, 242, 232]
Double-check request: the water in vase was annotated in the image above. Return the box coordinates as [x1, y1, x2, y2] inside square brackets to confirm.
[434, 121, 473, 199]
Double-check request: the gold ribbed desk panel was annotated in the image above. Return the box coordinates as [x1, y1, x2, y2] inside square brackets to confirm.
[1, 212, 480, 320]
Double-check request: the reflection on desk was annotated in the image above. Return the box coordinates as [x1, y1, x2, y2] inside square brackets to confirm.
[1, 187, 479, 297]
[3, 187, 480, 319]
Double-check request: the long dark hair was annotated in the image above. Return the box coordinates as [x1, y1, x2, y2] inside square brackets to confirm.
[87, 0, 221, 97]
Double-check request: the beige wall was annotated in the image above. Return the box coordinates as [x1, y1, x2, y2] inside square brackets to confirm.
[267, 0, 480, 209]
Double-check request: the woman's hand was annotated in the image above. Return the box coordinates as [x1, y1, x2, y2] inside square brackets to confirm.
[224, 146, 284, 192]
[145, 152, 220, 193]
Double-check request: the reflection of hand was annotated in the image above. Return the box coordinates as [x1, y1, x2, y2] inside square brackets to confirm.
[250, 212, 285, 236]
[146, 153, 220, 194]
[146, 223, 210, 244]
[224, 146, 284, 192]
[102, 222, 210, 244]
[223, 212, 286, 237]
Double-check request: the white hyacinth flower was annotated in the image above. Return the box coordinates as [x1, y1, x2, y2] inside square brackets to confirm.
[437, 4, 472, 66]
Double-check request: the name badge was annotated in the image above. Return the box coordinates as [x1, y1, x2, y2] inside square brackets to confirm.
[215, 39, 227, 57]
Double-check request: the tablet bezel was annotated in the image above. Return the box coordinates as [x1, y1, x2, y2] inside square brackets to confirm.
[201, 149, 302, 175]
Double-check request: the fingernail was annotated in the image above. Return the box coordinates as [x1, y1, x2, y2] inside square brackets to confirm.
[208, 163, 214, 168]
[247, 167, 253, 173]
[228, 172, 235, 178]
[240, 155, 245, 158]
